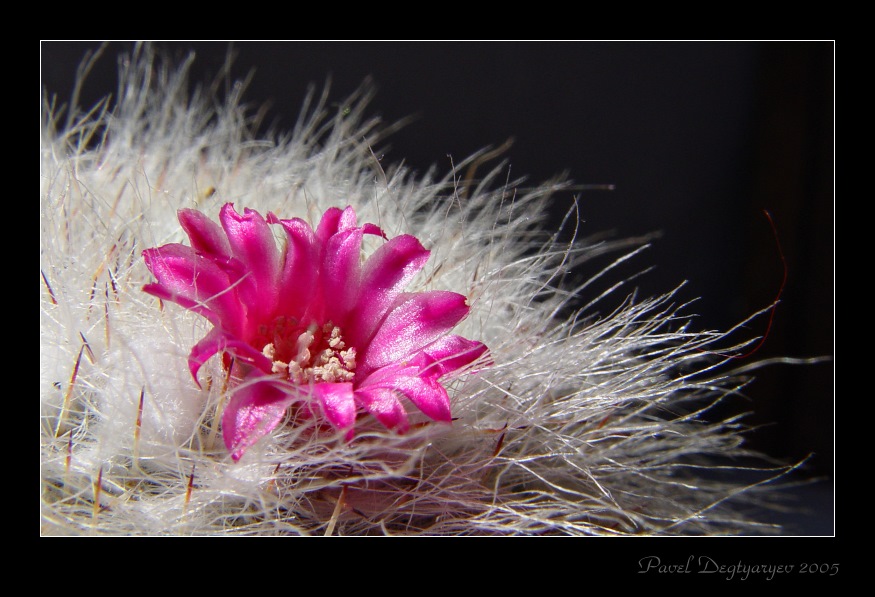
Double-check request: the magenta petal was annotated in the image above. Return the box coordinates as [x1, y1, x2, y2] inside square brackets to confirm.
[415, 335, 489, 378]
[360, 291, 471, 374]
[143, 282, 219, 326]
[219, 204, 281, 320]
[222, 377, 295, 461]
[188, 329, 274, 383]
[315, 206, 384, 244]
[321, 228, 363, 323]
[347, 234, 430, 346]
[353, 387, 409, 432]
[270, 215, 320, 319]
[315, 207, 344, 244]
[337, 205, 358, 232]
[338, 207, 385, 238]
[143, 244, 244, 333]
[362, 222, 387, 239]
[188, 328, 225, 384]
[391, 374, 452, 423]
[178, 208, 231, 257]
[311, 382, 357, 430]
[359, 365, 451, 423]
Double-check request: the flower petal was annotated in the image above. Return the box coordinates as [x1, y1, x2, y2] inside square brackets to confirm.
[414, 335, 489, 379]
[188, 328, 274, 384]
[315, 206, 344, 244]
[359, 291, 471, 374]
[142, 243, 245, 333]
[311, 207, 389, 325]
[321, 228, 363, 324]
[347, 234, 430, 347]
[353, 387, 409, 432]
[391, 375, 452, 423]
[269, 214, 319, 320]
[178, 208, 231, 257]
[219, 203, 281, 323]
[362, 222, 387, 239]
[359, 365, 451, 423]
[316, 206, 385, 246]
[311, 382, 357, 431]
[337, 205, 358, 232]
[142, 282, 218, 326]
[222, 376, 295, 462]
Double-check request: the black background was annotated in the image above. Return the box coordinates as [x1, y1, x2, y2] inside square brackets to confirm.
[41, 41, 834, 532]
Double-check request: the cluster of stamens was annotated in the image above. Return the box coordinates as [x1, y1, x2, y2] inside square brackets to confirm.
[258, 317, 356, 383]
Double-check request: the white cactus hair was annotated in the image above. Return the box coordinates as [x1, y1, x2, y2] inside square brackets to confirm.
[41, 43, 791, 535]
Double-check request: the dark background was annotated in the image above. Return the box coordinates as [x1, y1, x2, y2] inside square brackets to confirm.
[41, 41, 834, 530]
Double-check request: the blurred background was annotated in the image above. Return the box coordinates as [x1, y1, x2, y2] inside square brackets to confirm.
[41, 41, 834, 533]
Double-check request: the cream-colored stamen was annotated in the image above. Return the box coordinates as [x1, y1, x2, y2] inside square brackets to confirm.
[261, 320, 356, 384]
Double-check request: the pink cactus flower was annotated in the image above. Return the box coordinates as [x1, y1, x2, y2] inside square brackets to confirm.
[143, 204, 487, 461]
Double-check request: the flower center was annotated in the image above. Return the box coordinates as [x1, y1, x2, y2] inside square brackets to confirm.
[258, 317, 356, 383]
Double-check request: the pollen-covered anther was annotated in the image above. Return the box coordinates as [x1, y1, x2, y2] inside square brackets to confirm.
[339, 348, 356, 369]
[262, 321, 356, 383]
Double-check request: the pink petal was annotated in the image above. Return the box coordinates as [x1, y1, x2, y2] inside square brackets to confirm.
[222, 376, 296, 462]
[391, 374, 452, 423]
[219, 203, 281, 322]
[359, 291, 471, 374]
[362, 222, 387, 239]
[178, 208, 231, 257]
[142, 282, 219, 326]
[312, 206, 390, 325]
[188, 328, 274, 384]
[316, 206, 385, 246]
[353, 387, 409, 432]
[311, 382, 357, 430]
[315, 207, 344, 244]
[142, 244, 245, 334]
[337, 205, 358, 232]
[347, 234, 430, 347]
[414, 335, 489, 379]
[269, 215, 319, 320]
[321, 228, 364, 324]
[358, 365, 451, 423]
